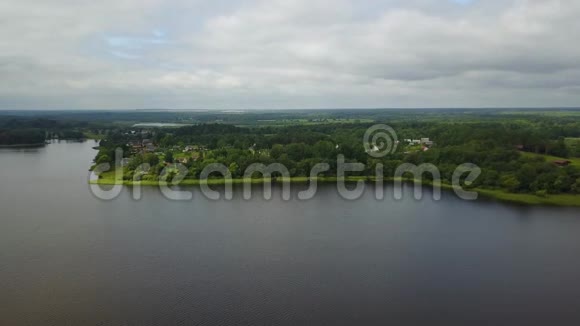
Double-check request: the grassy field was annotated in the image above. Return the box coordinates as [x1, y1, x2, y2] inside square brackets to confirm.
[83, 131, 103, 140]
[91, 172, 580, 207]
[499, 110, 580, 117]
[520, 152, 580, 167]
[476, 189, 580, 206]
[237, 118, 375, 128]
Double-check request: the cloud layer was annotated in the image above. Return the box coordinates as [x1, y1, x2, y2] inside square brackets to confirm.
[1, 0, 579, 109]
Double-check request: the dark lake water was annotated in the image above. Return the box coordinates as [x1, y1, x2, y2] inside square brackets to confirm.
[1, 141, 580, 325]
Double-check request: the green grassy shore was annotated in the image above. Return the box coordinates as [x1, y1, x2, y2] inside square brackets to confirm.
[91, 172, 580, 207]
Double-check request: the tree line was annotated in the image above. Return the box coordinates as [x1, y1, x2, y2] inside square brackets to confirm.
[94, 117, 580, 196]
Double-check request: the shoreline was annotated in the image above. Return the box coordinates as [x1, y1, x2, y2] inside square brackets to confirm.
[90, 175, 580, 207]
[0, 139, 89, 149]
[0, 143, 46, 148]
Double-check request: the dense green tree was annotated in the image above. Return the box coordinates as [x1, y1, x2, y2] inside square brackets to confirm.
[164, 151, 174, 164]
[93, 118, 580, 196]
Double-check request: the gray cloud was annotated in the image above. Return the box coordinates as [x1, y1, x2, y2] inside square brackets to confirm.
[0, 0, 579, 109]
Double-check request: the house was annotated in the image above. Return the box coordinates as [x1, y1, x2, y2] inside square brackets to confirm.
[145, 143, 156, 152]
[128, 140, 142, 150]
[249, 143, 257, 154]
[366, 144, 380, 154]
[553, 160, 571, 167]
[127, 140, 143, 153]
[405, 138, 433, 146]
[176, 157, 189, 164]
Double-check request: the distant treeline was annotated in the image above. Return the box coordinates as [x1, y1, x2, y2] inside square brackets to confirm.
[3, 108, 580, 126]
[0, 117, 88, 145]
[0, 129, 45, 145]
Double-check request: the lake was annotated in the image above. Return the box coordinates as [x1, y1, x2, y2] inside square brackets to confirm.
[1, 141, 580, 325]
[132, 123, 191, 128]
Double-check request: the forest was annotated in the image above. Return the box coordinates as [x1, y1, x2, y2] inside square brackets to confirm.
[93, 111, 580, 197]
[0, 116, 88, 145]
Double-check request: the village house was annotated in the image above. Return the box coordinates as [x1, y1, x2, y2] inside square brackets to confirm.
[405, 138, 432, 146]
[145, 143, 156, 152]
[553, 160, 571, 167]
[128, 140, 141, 147]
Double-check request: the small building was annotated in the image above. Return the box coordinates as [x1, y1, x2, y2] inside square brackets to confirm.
[553, 160, 571, 167]
[145, 143, 156, 152]
[128, 141, 143, 154]
[405, 138, 433, 146]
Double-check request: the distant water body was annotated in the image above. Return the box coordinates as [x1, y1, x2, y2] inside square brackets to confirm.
[1, 141, 580, 325]
[132, 123, 191, 127]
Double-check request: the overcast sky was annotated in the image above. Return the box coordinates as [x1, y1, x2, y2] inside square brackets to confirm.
[1, 0, 579, 110]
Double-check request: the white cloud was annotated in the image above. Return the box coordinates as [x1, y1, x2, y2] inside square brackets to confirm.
[0, 0, 579, 109]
